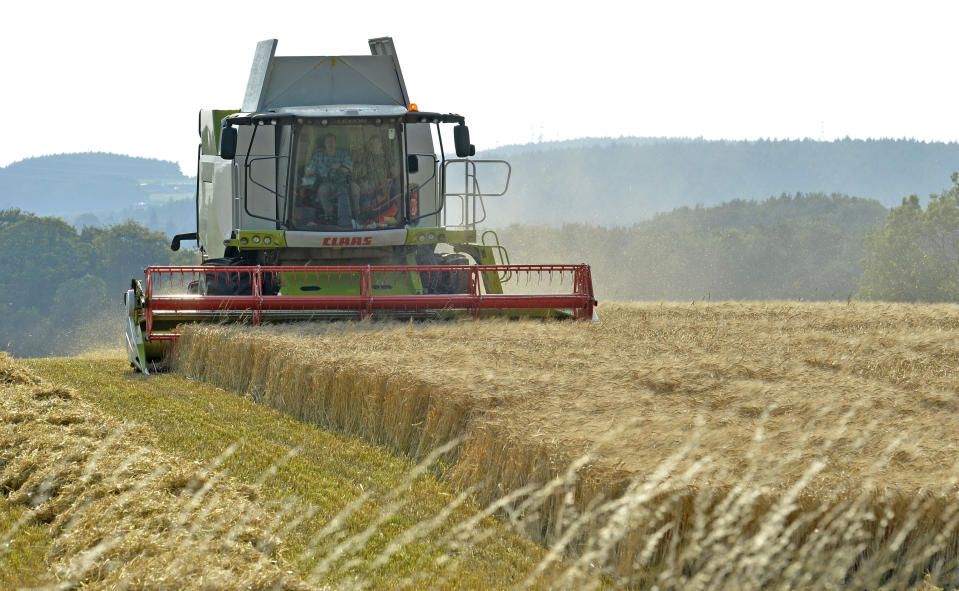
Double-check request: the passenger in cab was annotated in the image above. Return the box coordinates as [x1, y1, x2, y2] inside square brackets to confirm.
[353, 135, 400, 226]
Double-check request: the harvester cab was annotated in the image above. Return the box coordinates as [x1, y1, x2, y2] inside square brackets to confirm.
[125, 37, 596, 373]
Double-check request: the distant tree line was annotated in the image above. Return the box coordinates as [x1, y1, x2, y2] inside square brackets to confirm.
[0, 210, 195, 357]
[495, 192, 889, 302]
[496, 184, 959, 304]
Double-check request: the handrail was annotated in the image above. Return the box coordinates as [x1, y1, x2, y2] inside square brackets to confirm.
[481, 230, 513, 282]
[440, 159, 511, 229]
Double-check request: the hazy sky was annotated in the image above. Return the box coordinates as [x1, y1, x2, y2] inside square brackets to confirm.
[4, 0, 958, 174]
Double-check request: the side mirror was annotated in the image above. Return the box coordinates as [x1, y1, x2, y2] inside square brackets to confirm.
[454, 124, 472, 158]
[171, 232, 198, 252]
[219, 125, 237, 160]
[407, 154, 419, 174]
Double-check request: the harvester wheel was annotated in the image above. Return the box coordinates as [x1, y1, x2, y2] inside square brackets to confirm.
[420, 253, 471, 294]
[440, 253, 471, 294]
[200, 258, 253, 296]
[200, 258, 280, 295]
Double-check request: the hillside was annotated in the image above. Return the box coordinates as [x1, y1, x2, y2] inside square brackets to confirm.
[4, 138, 958, 231]
[480, 137, 959, 226]
[0, 152, 193, 216]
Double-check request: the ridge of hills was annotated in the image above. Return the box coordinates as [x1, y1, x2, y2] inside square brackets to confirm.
[3, 152, 185, 179]
[480, 137, 959, 226]
[0, 152, 193, 216]
[2, 138, 958, 230]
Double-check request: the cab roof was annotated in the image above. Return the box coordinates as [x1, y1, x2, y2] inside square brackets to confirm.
[225, 108, 465, 126]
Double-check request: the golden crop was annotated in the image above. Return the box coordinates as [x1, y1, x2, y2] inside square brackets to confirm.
[172, 301, 959, 588]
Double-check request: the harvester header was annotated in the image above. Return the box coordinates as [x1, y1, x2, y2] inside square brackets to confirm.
[124, 37, 596, 373]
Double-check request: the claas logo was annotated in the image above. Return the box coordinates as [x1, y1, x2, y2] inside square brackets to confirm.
[322, 236, 374, 246]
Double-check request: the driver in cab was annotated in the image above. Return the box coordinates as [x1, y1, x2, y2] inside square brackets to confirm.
[302, 133, 353, 226]
[305, 133, 352, 179]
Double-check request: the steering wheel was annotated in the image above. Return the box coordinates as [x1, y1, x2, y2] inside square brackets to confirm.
[326, 166, 352, 183]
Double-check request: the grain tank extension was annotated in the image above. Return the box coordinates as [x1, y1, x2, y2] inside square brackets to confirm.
[124, 37, 596, 373]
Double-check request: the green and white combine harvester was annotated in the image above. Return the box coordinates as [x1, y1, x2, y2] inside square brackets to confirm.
[124, 37, 596, 373]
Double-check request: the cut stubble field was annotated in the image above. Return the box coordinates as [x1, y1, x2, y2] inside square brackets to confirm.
[173, 301, 959, 588]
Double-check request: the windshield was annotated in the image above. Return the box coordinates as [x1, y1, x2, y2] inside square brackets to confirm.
[289, 120, 404, 231]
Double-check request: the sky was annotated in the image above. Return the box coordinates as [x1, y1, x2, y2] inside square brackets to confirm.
[3, 0, 959, 175]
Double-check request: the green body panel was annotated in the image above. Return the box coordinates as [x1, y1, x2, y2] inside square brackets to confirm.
[405, 253, 424, 292]
[129, 321, 149, 373]
[199, 109, 241, 156]
[279, 268, 420, 295]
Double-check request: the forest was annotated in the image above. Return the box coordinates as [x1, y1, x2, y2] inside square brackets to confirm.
[0, 210, 195, 357]
[499, 192, 888, 301]
[500, 181, 959, 303]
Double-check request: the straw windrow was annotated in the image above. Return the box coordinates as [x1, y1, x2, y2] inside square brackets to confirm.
[0, 353, 314, 590]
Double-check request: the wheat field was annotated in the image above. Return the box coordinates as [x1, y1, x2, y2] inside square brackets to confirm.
[169, 301, 959, 589]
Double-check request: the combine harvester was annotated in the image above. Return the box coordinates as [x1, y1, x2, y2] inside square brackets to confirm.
[124, 38, 596, 373]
